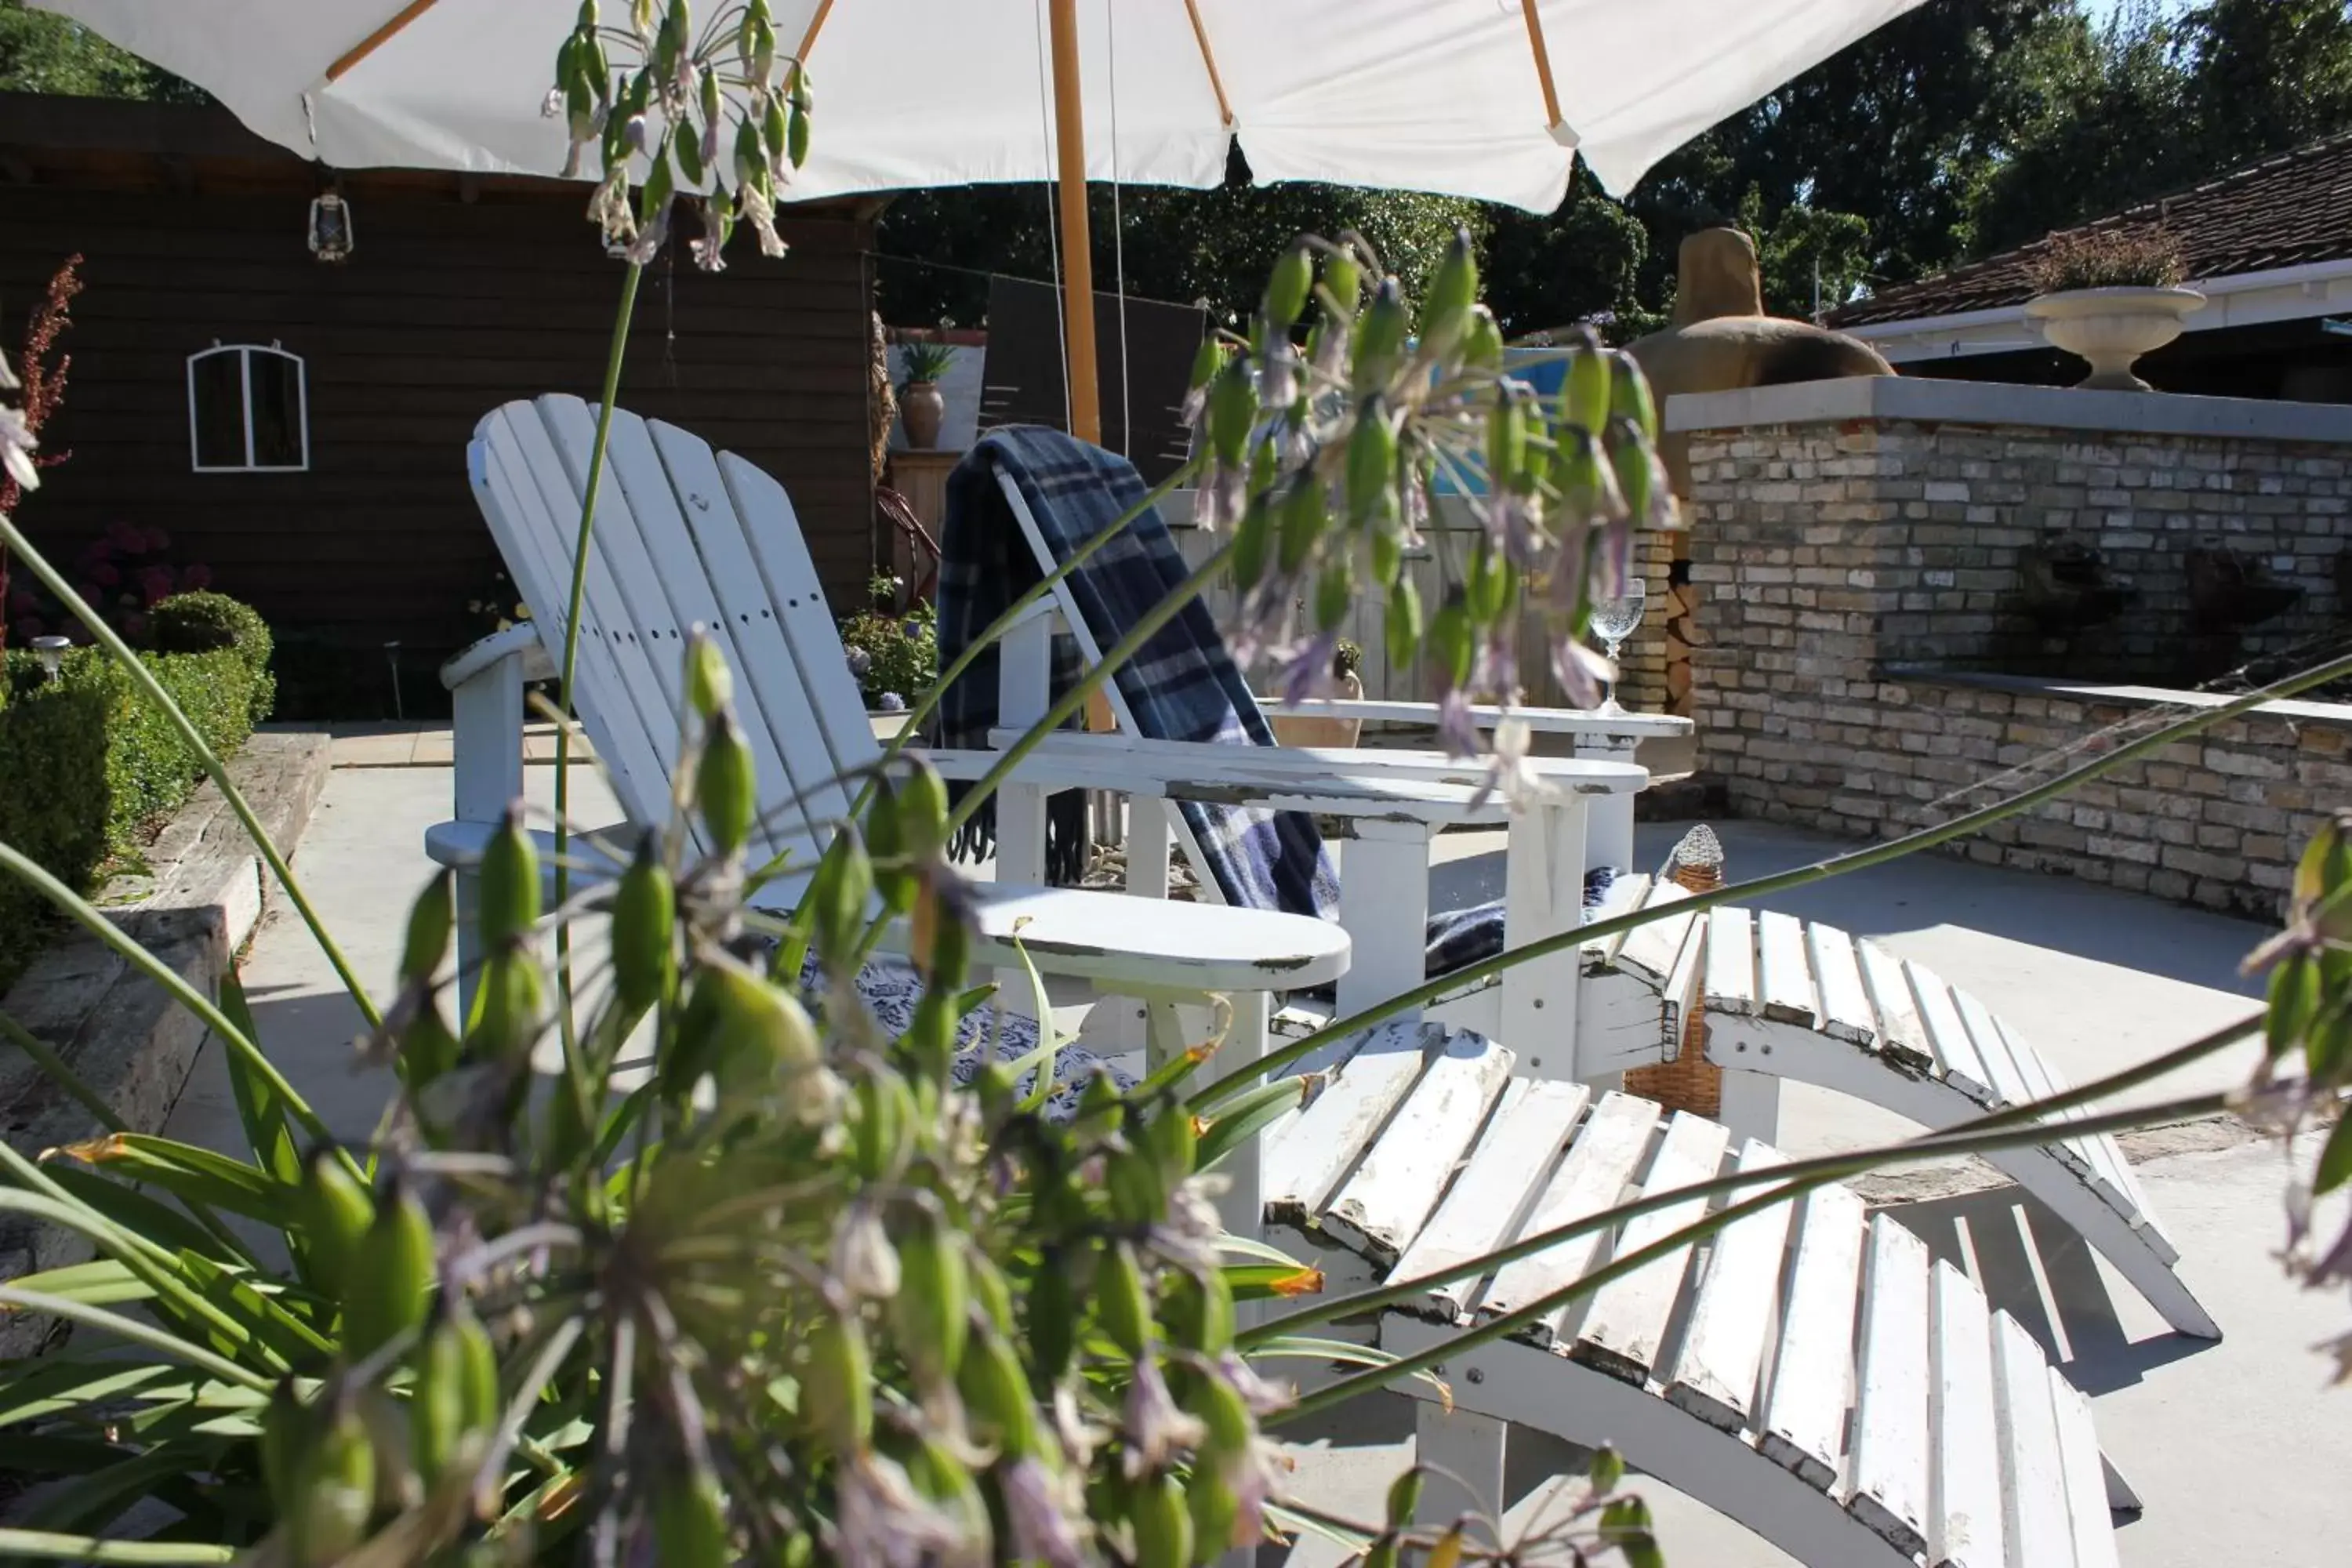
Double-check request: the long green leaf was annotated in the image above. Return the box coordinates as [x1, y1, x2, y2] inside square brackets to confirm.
[0, 1527, 233, 1564]
[0, 1011, 126, 1134]
[2316, 1109, 2352, 1196]
[173, 1249, 332, 1363]
[20, 1439, 228, 1538]
[215, 975, 299, 1188]
[1224, 1262, 1327, 1301]
[45, 1134, 303, 1230]
[0, 1360, 183, 1430]
[39, 1167, 230, 1261]
[1195, 1076, 1308, 1171]
[1246, 1334, 1453, 1403]
[1002, 933, 1066, 1113]
[0, 1289, 268, 1392]
[0, 1258, 152, 1311]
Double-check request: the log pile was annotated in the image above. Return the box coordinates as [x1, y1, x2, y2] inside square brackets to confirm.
[1660, 575, 1702, 715]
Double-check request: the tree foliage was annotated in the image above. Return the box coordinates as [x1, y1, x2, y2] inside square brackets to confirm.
[0, 0, 199, 100]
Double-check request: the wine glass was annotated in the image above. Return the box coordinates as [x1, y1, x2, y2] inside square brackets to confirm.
[1589, 579, 1647, 713]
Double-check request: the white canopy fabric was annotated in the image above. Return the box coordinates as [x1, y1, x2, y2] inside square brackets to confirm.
[38, 0, 1921, 209]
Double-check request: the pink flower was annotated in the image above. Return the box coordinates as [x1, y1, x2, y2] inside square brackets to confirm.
[105, 520, 145, 553]
[139, 565, 176, 604]
[182, 563, 212, 590]
[144, 526, 170, 552]
[89, 561, 118, 588]
[6, 586, 35, 615]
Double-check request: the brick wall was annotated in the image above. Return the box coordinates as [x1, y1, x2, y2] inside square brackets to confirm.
[1673, 379, 2352, 916]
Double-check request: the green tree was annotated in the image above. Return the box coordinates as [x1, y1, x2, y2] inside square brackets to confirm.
[0, 0, 199, 99]
[875, 150, 1485, 330]
[1476, 168, 1651, 339]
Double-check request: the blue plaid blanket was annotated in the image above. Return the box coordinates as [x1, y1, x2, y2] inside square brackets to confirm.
[938, 427, 1338, 918]
[935, 427, 1602, 979]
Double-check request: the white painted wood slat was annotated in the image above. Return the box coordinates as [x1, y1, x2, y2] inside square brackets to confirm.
[1323, 1036, 1515, 1264]
[1755, 911, 1818, 1025]
[1614, 882, 1696, 985]
[1928, 1260, 2007, 1568]
[1998, 1014, 2176, 1261]
[1703, 906, 1759, 1018]
[1804, 923, 1878, 1047]
[1570, 1112, 1732, 1383]
[1909, 964, 1997, 1105]
[1857, 939, 1936, 1076]
[1658, 913, 1707, 1057]
[1989, 1311, 2075, 1568]
[1848, 1214, 1933, 1557]
[1476, 1093, 1664, 1338]
[1759, 1183, 1868, 1491]
[1391, 1080, 1592, 1323]
[1582, 875, 1653, 967]
[1953, 989, 2035, 1112]
[2048, 1364, 2123, 1568]
[1663, 1139, 1796, 1432]
[1260, 1022, 1434, 1222]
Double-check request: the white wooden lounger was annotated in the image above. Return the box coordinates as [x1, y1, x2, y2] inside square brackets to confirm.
[1258, 1025, 2130, 1568]
[1569, 873, 2215, 1341]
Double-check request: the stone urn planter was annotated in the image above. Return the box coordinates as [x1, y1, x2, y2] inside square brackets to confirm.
[2023, 285, 2205, 391]
[896, 339, 957, 449]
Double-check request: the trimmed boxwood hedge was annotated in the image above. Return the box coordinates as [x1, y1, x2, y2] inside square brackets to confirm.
[0, 610, 274, 989]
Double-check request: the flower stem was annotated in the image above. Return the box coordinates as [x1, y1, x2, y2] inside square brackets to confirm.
[1193, 646, 2352, 1111]
[553, 262, 647, 1048]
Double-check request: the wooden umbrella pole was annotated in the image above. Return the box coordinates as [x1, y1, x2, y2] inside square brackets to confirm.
[1046, 0, 1103, 446]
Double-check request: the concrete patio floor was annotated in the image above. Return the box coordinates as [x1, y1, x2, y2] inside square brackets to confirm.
[162, 731, 2349, 1567]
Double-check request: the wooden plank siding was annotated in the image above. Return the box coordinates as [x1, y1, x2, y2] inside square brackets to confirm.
[0, 94, 878, 677]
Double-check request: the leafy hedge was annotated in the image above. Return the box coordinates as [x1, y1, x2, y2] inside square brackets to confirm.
[0, 616, 273, 988]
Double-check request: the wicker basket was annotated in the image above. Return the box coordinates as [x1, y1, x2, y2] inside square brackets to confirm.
[1624, 826, 1726, 1117]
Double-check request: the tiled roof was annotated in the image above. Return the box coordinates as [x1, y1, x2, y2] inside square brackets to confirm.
[1828, 131, 2352, 328]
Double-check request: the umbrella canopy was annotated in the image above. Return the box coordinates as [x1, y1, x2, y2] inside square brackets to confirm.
[38, 0, 1919, 209]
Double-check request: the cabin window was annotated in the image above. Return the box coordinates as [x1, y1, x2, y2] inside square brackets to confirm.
[187, 343, 308, 473]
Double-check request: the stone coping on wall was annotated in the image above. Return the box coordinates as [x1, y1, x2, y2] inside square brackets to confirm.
[1664, 375, 2352, 445]
[1882, 664, 2352, 733]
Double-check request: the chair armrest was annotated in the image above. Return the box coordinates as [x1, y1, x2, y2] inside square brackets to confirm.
[1257, 695, 1690, 742]
[441, 622, 555, 691]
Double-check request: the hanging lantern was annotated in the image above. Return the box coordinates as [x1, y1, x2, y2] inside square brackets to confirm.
[308, 191, 354, 263]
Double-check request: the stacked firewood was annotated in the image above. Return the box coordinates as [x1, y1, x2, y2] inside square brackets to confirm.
[1659, 572, 1701, 715]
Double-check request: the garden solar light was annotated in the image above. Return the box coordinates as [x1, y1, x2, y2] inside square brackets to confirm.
[30, 633, 68, 680]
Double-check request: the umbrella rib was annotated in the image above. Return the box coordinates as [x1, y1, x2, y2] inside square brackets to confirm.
[326, 0, 452, 83]
[1516, 0, 1565, 132]
[1182, 0, 1235, 129]
[796, 0, 839, 64]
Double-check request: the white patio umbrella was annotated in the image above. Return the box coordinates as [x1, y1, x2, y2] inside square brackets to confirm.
[41, 0, 1922, 438]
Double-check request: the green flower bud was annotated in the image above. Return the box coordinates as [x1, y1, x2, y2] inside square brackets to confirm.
[1160, 1266, 1235, 1356]
[966, 1248, 1015, 1336]
[1352, 279, 1409, 391]
[1189, 334, 1224, 392]
[956, 1326, 1039, 1459]
[1385, 575, 1423, 671]
[1262, 243, 1313, 332]
[1145, 1099, 1199, 1185]
[1429, 598, 1475, 689]
[1322, 248, 1362, 318]
[1421, 227, 1479, 350]
[1384, 1468, 1424, 1529]
[477, 804, 540, 949]
[1462, 306, 1504, 371]
[1276, 478, 1327, 577]
[865, 782, 916, 916]
[897, 762, 950, 862]
[1345, 397, 1397, 526]
[1561, 325, 1611, 433]
[1098, 1240, 1153, 1357]
[808, 832, 874, 966]
[301, 1146, 375, 1299]
[1550, 423, 1617, 521]
[344, 1177, 436, 1359]
[1314, 560, 1352, 635]
[1370, 523, 1403, 590]
[1131, 1471, 1193, 1568]
[1610, 351, 1660, 445]
[1607, 416, 1658, 525]
[1466, 543, 1507, 625]
[653, 1471, 731, 1568]
[673, 123, 705, 186]
[1028, 1255, 1077, 1384]
[1207, 355, 1258, 468]
[466, 947, 544, 1072]
[890, 1207, 969, 1386]
[612, 837, 677, 1014]
[698, 708, 757, 857]
[787, 98, 811, 167]
[686, 631, 733, 719]
[851, 1068, 913, 1181]
[410, 1301, 498, 1483]
[1231, 495, 1273, 594]
[288, 1397, 376, 1566]
[396, 1000, 460, 1091]
[401, 871, 454, 988]
[763, 94, 790, 163]
[1486, 387, 1528, 495]
[802, 1312, 873, 1452]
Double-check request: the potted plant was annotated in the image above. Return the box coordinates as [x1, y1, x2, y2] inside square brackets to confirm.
[896, 337, 957, 448]
[2022, 227, 2204, 391]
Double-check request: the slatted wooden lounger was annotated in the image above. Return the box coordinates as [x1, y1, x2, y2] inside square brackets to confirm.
[1258, 1024, 2130, 1568]
[1570, 873, 2215, 1340]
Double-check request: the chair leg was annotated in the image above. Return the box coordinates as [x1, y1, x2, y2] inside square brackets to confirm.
[1414, 1403, 1509, 1533]
[1213, 992, 1271, 1247]
[452, 866, 484, 1029]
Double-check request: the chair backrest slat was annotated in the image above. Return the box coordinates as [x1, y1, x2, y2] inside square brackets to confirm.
[713, 448, 882, 789]
[644, 418, 858, 841]
[472, 403, 682, 838]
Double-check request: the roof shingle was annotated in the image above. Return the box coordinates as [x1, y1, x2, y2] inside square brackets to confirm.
[1827, 131, 2352, 328]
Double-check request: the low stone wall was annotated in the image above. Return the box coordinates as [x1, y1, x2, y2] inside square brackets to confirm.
[1704, 670, 2341, 915]
[1670, 379, 2352, 916]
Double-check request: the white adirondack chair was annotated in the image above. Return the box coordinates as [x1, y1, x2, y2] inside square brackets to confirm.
[981, 466, 2217, 1342]
[435, 400, 2133, 1568]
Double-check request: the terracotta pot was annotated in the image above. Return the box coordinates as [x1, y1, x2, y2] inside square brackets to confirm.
[2023, 285, 2205, 391]
[900, 380, 946, 448]
[1268, 670, 1363, 748]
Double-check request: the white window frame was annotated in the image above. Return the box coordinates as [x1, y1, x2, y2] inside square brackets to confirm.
[187, 342, 310, 474]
